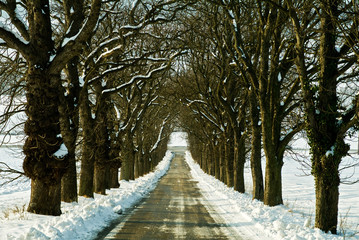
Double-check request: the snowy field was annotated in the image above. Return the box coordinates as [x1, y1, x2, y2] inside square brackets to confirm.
[0, 132, 358, 239]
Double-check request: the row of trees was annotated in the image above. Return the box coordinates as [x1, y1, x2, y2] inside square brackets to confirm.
[174, 0, 359, 235]
[0, 0, 191, 216]
[0, 0, 358, 235]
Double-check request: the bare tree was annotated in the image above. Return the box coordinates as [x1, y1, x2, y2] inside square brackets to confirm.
[211, 0, 304, 206]
[0, 0, 102, 215]
[286, 0, 359, 233]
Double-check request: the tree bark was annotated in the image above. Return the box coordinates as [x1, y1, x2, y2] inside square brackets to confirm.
[234, 136, 245, 193]
[61, 157, 77, 202]
[23, 69, 68, 215]
[313, 153, 341, 233]
[120, 132, 135, 181]
[28, 179, 62, 216]
[93, 90, 111, 195]
[78, 86, 95, 198]
[214, 144, 220, 180]
[108, 166, 120, 188]
[134, 153, 140, 179]
[60, 57, 80, 203]
[263, 153, 283, 206]
[225, 129, 235, 187]
[108, 121, 121, 188]
[20, 0, 69, 216]
[219, 142, 226, 183]
[249, 90, 264, 201]
[311, 1, 343, 233]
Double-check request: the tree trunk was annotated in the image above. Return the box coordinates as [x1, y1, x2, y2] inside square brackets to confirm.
[311, 1, 343, 233]
[219, 142, 226, 183]
[249, 90, 264, 201]
[129, 149, 135, 180]
[143, 154, 149, 175]
[93, 91, 110, 195]
[108, 126, 121, 188]
[138, 153, 144, 177]
[78, 86, 95, 198]
[225, 129, 235, 187]
[94, 163, 106, 194]
[28, 179, 62, 216]
[263, 154, 283, 206]
[202, 144, 208, 173]
[60, 57, 80, 203]
[314, 153, 340, 234]
[23, 70, 68, 216]
[262, 109, 283, 206]
[214, 144, 220, 180]
[61, 155, 77, 202]
[134, 153, 140, 179]
[261, 95, 283, 206]
[21, 1, 69, 216]
[209, 144, 215, 175]
[234, 136, 245, 193]
[121, 134, 135, 181]
[108, 166, 120, 188]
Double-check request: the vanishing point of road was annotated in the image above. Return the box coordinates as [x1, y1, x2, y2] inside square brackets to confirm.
[95, 151, 242, 240]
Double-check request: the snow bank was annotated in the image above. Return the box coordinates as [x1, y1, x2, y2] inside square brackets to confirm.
[185, 151, 359, 240]
[0, 151, 174, 240]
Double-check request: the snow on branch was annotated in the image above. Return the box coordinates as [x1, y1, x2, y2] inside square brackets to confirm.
[185, 99, 208, 107]
[150, 115, 170, 153]
[190, 106, 222, 132]
[88, 65, 127, 85]
[0, 1, 29, 38]
[102, 51, 181, 95]
[113, 104, 121, 120]
[86, 36, 122, 62]
[102, 63, 167, 94]
[0, 24, 29, 57]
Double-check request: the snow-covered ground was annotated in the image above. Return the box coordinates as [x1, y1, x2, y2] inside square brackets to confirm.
[186, 151, 359, 239]
[0, 132, 358, 239]
[183, 130, 359, 240]
[0, 148, 174, 240]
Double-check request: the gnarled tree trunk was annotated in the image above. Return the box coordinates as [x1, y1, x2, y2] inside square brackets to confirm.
[23, 70, 68, 216]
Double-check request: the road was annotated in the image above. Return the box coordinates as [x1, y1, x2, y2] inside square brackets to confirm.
[96, 152, 241, 240]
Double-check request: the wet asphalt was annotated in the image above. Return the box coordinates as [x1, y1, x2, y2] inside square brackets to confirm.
[96, 152, 240, 240]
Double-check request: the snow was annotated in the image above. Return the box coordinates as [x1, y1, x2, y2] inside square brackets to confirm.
[101, 63, 168, 94]
[53, 143, 68, 159]
[0, 149, 174, 240]
[0, 131, 358, 239]
[150, 116, 169, 153]
[185, 150, 359, 239]
[326, 145, 335, 157]
[167, 131, 187, 147]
